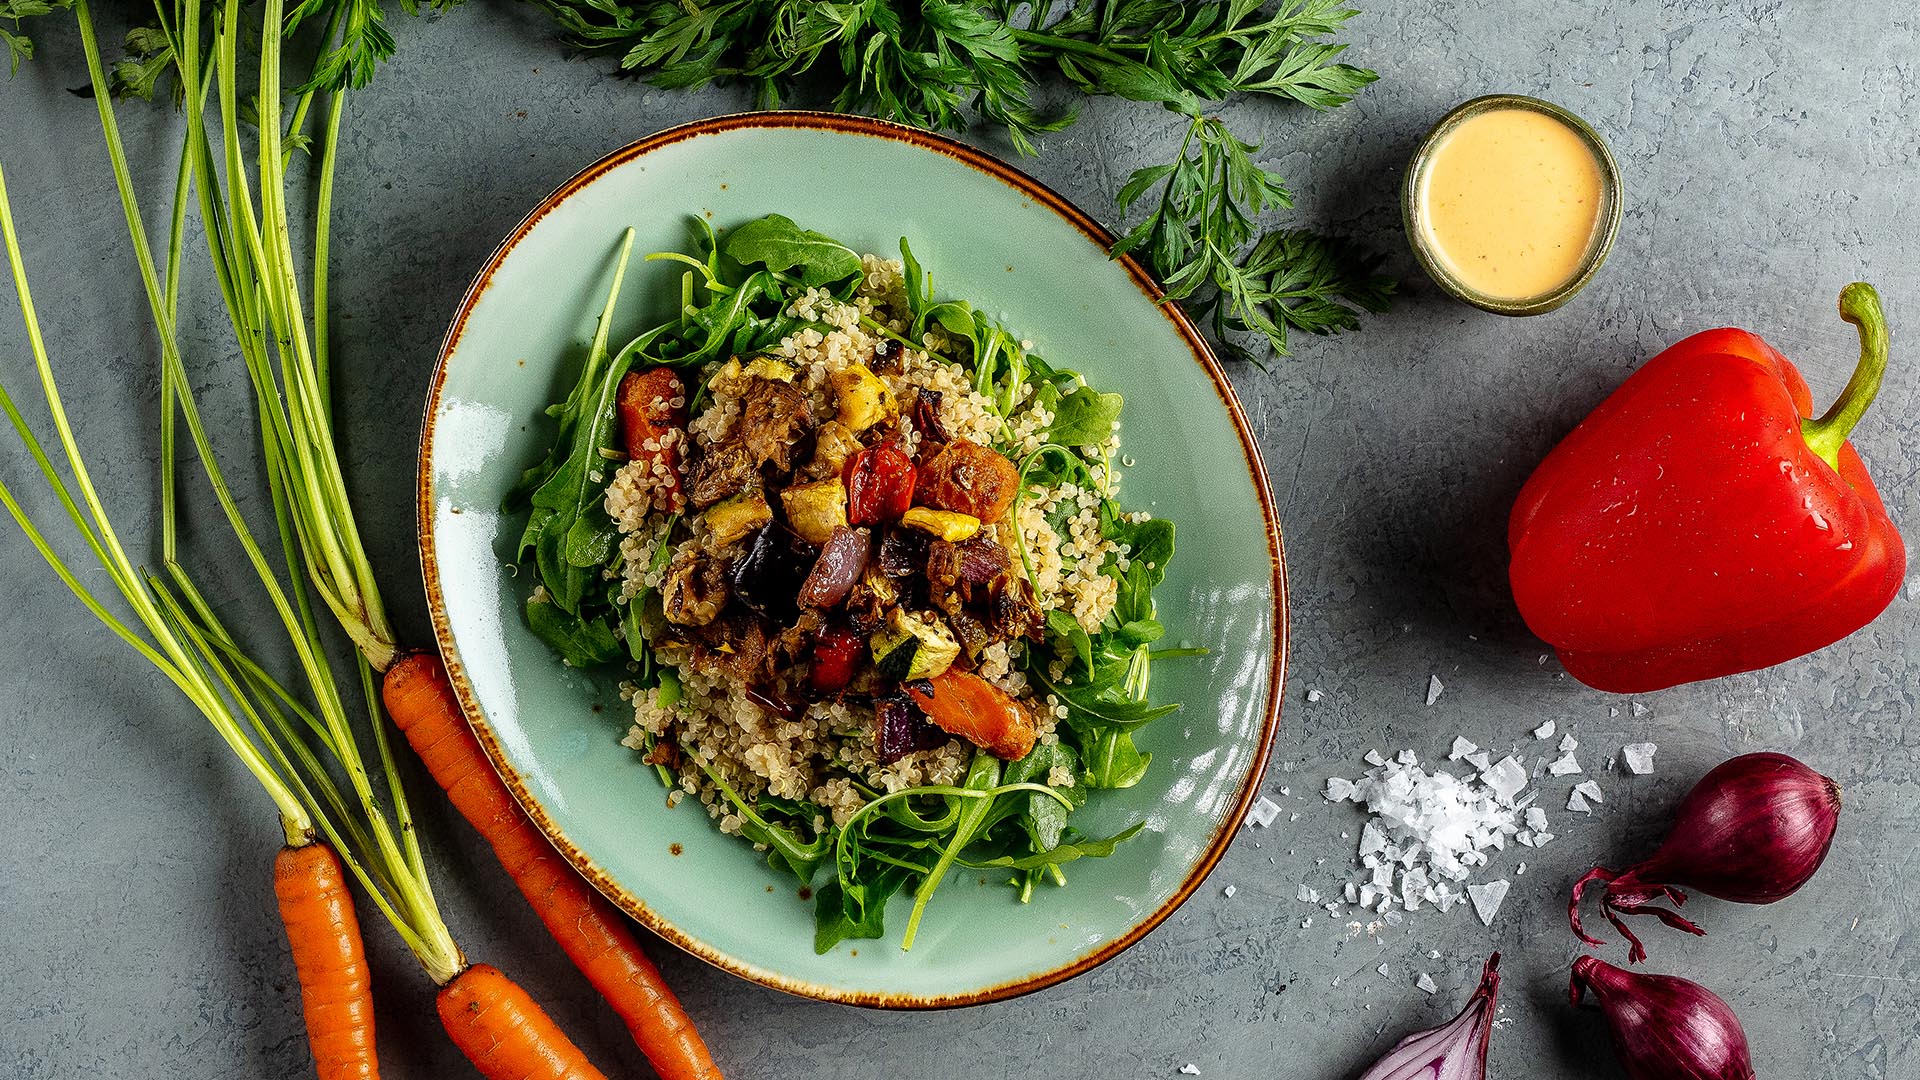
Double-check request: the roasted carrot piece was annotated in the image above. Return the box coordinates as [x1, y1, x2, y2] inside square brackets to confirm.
[617, 367, 688, 512]
[437, 963, 607, 1080]
[383, 652, 722, 1080]
[274, 842, 381, 1080]
[906, 669, 1038, 761]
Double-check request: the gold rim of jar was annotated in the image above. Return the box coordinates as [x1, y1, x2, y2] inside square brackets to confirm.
[1401, 94, 1624, 317]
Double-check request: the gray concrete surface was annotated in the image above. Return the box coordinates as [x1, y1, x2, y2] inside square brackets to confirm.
[2, 3, 1915, 1077]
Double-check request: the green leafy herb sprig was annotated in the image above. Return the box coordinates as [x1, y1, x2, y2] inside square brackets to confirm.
[2, 0, 72, 75]
[526, 0, 1395, 360]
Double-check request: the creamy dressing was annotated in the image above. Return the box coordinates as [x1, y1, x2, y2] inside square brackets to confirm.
[1419, 107, 1606, 301]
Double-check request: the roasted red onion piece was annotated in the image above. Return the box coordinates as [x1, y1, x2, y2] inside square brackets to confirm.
[873, 694, 947, 765]
[1571, 956, 1755, 1080]
[1355, 953, 1500, 1080]
[797, 526, 871, 609]
[1571, 751, 1841, 962]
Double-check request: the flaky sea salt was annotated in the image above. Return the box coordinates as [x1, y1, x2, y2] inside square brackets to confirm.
[1319, 750, 1536, 927]
[1532, 719, 1556, 740]
[1222, 885, 1237, 898]
[1306, 688, 1325, 703]
[1622, 743, 1658, 775]
[1567, 789, 1592, 813]
[1468, 880, 1511, 925]
[1426, 675, 1445, 706]
[1179, 1065, 1201, 1076]
[1416, 973, 1439, 994]
[1248, 797, 1283, 828]
[1558, 733, 1578, 754]
[1574, 780, 1604, 804]
[1547, 753, 1582, 777]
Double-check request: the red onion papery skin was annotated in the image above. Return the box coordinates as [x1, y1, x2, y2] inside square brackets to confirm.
[1354, 954, 1500, 1080]
[1571, 956, 1755, 1080]
[1570, 751, 1841, 962]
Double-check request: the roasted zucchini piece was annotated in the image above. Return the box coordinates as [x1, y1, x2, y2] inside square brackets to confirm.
[829, 362, 897, 433]
[745, 355, 797, 382]
[704, 489, 772, 546]
[779, 477, 849, 545]
[900, 506, 981, 542]
[870, 609, 962, 682]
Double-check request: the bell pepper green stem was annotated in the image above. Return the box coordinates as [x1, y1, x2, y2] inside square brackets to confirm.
[1802, 282, 1890, 471]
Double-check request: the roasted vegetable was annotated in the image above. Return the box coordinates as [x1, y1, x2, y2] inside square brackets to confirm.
[687, 442, 757, 508]
[901, 506, 980, 542]
[705, 489, 773, 546]
[744, 355, 797, 382]
[738, 376, 813, 471]
[830, 361, 897, 433]
[809, 624, 867, 695]
[661, 547, 729, 627]
[730, 525, 817, 622]
[844, 443, 916, 524]
[871, 609, 961, 681]
[779, 477, 849, 545]
[906, 670, 1037, 761]
[874, 695, 949, 765]
[911, 387, 949, 447]
[916, 438, 1020, 523]
[615, 367, 688, 511]
[798, 526, 872, 609]
[805, 420, 864, 481]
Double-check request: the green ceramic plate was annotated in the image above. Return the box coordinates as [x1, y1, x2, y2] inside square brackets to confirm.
[419, 113, 1286, 1008]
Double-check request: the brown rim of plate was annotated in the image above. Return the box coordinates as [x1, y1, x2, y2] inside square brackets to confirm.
[416, 110, 1290, 1010]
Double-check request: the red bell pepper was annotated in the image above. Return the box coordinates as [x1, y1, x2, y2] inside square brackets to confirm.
[1509, 283, 1906, 693]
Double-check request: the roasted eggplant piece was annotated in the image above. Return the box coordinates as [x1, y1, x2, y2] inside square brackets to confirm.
[737, 375, 813, 471]
[730, 525, 818, 622]
[877, 526, 929, 578]
[687, 442, 758, 509]
[911, 387, 949, 447]
[661, 547, 729, 627]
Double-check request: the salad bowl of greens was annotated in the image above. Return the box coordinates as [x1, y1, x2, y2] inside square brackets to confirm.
[419, 113, 1286, 1006]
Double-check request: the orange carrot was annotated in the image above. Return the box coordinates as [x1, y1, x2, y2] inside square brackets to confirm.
[273, 842, 381, 1080]
[438, 963, 607, 1080]
[383, 652, 722, 1080]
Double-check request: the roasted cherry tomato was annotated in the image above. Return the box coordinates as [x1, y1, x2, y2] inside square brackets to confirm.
[843, 443, 916, 525]
[808, 624, 867, 695]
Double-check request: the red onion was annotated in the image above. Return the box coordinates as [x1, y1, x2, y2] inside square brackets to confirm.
[1355, 954, 1500, 1080]
[1571, 956, 1755, 1080]
[1570, 751, 1840, 961]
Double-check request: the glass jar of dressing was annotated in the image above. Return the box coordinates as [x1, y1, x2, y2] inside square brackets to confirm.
[1403, 95, 1623, 316]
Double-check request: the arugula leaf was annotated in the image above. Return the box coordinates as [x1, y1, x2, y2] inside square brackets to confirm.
[1084, 729, 1153, 789]
[1046, 609, 1094, 677]
[1046, 385, 1124, 447]
[961, 821, 1146, 871]
[724, 213, 863, 287]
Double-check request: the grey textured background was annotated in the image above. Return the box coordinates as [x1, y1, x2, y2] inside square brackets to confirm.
[2, 3, 1916, 1078]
